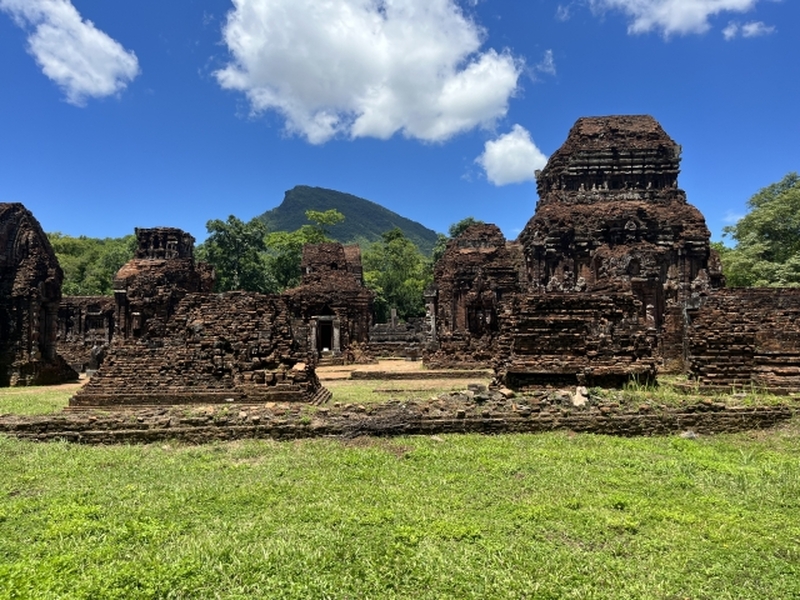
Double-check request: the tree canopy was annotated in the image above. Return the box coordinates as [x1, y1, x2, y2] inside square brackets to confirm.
[363, 227, 432, 322]
[720, 172, 800, 287]
[48, 232, 136, 296]
[196, 216, 277, 293]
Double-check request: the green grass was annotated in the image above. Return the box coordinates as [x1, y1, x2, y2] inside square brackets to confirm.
[0, 383, 77, 416]
[324, 379, 486, 404]
[2, 424, 800, 599]
[592, 375, 795, 408]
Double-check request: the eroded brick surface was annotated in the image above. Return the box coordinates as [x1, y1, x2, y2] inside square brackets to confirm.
[57, 296, 115, 372]
[284, 243, 373, 364]
[0, 203, 76, 386]
[71, 292, 327, 406]
[688, 289, 800, 390]
[70, 230, 330, 406]
[427, 116, 718, 384]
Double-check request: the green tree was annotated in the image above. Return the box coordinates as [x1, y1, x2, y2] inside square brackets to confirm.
[197, 216, 276, 293]
[265, 209, 344, 289]
[48, 233, 136, 295]
[363, 228, 431, 322]
[432, 216, 485, 263]
[720, 172, 800, 287]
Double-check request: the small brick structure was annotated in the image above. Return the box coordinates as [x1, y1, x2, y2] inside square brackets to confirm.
[495, 293, 656, 389]
[284, 243, 373, 364]
[68, 229, 329, 407]
[427, 223, 523, 368]
[368, 316, 427, 359]
[0, 203, 76, 386]
[71, 292, 328, 406]
[687, 289, 800, 391]
[113, 227, 214, 341]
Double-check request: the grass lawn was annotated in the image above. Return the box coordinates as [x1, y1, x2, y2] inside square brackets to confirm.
[1, 383, 799, 599]
[0, 382, 82, 416]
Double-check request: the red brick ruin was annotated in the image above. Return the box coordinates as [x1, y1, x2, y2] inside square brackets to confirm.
[2, 114, 800, 402]
[71, 228, 329, 406]
[428, 115, 795, 391]
[0, 203, 76, 386]
[284, 243, 373, 364]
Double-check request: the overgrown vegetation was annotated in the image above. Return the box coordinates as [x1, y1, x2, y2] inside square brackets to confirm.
[196, 215, 276, 293]
[717, 172, 800, 287]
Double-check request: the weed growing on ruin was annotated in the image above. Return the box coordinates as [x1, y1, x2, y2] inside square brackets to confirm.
[2, 422, 800, 599]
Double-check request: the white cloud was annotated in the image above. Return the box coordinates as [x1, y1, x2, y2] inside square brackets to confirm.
[556, 5, 572, 22]
[476, 125, 547, 186]
[741, 20, 775, 37]
[0, 0, 139, 106]
[722, 18, 775, 39]
[590, 0, 764, 37]
[215, 0, 522, 144]
[534, 49, 556, 76]
[722, 21, 740, 40]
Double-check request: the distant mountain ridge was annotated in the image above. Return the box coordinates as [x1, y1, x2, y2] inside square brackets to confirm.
[257, 185, 439, 255]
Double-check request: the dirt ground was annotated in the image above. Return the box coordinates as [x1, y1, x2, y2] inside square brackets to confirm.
[317, 359, 430, 380]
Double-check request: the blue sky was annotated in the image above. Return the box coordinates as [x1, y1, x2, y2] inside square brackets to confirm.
[1, 0, 797, 246]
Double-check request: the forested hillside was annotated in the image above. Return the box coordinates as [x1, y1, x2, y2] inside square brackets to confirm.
[258, 185, 439, 255]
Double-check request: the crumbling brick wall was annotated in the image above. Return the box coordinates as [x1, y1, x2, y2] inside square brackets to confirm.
[495, 293, 656, 389]
[427, 224, 523, 367]
[687, 289, 800, 390]
[71, 292, 327, 406]
[284, 243, 373, 362]
[0, 203, 76, 386]
[57, 296, 115, 372]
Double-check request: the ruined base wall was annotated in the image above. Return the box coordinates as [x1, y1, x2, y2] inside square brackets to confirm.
[57, 296, 115, 372]
[496, 293, 656, 389]
[368, 319, 426, 358]
[71, 292, 327, 406]
[688, 289, 800, 391]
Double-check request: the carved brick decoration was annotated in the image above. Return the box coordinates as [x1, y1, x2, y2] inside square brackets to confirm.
[0, 203, 77, 386]
[427, 224, 523, 368]
[518, 115, 723, 368]
[71, 292, 327, 406]
[113, 227, 214, 340]
[284, 243, 373, 363]
[425, 116, 726, 384]
[687, 289, 800, 391]
[57, 296, 115, 373]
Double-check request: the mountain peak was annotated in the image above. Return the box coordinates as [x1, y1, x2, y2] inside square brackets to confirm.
[258, 186, 439, 255]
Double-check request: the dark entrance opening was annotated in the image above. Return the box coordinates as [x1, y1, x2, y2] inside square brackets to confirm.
[318, 320, 333, 352]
